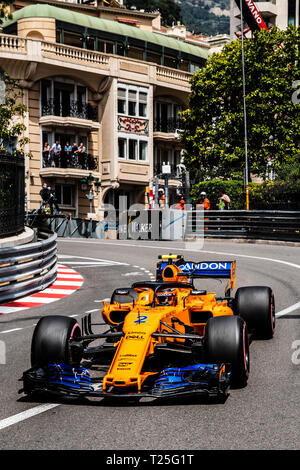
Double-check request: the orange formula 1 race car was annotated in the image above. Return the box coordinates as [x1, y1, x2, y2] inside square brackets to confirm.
[21, 255, 275, 402]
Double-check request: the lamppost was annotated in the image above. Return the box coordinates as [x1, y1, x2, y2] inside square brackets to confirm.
[240, 0, 250, 210]
[80, 173, 101, 237]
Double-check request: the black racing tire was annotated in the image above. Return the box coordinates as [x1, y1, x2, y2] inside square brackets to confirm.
[235, 286, 275, 339]
[205, 315, 250, 388]
[31, 315, 82, 367]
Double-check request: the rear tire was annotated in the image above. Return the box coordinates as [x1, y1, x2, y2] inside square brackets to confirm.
[205, 316, 250, 388]
[31, 315, 82, 367]
[235, 286, 275, 339]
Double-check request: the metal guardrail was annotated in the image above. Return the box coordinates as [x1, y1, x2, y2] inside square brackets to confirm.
[186, 210, 300, 242]
[27, 210, 300, 243]
[0, 230, 57, 304]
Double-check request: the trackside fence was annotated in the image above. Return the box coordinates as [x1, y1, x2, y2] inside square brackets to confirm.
[27, 211, 300, 243]
[186, 210, 300, 242]
[0, 230, 57, 304]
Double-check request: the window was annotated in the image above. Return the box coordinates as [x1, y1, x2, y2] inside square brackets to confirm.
[128, 90, 137, 116]
[180, 60, 189, 72]
[117, 42, 125, 56]
[63, 31, 83, 48]
[56, 28, 61, 43]
[139, 141, 147, 161]
[118, 138, 126, 159]
[98, 39, 114, 54]
[128, 139, 137, 160]
[118, 137, 148, 162]
[118, 88, 126, 114]
[164, 55, 177, 68]
[86, 36, 95, 51]
[40, 79, 88, 119]
[146, 50, 161, 65]
[127, 46, 143, 61]
[190, 63, 200, 74]
[117, 84, 149, 119]
[139, 92, 147, 117]
[288, 0, 296, 25]
[55, 184, 73, 206]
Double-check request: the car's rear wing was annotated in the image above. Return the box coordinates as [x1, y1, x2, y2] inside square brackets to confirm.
[156, 255, 236, 296]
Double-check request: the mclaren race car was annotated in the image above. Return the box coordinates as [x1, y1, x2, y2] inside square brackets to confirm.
[21, 255, 275, 402]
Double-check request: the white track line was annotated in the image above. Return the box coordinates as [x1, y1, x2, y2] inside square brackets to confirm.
[275, 302, 300, 318]
[0, 328, 22, 334]
[0, 404, 59, 431]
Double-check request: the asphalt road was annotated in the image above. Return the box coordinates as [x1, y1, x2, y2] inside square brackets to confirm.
[0, 238, 299, 450]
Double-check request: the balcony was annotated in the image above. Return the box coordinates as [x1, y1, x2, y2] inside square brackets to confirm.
[153, 117, 183, 141]
[41, 99, 98, 121]
[40, 99, 99, 130]
[0, 34, 192, 93]
[41, 150, 98, 179]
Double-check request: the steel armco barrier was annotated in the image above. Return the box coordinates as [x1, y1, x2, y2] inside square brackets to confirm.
[27, 211, 300, 243]
[0, 230, 57, 304]
[186, 210, 300, 242]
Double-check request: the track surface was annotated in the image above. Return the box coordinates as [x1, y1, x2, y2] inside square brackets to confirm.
[0, 239, 299, 450]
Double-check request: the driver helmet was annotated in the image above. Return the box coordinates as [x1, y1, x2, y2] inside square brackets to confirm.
[156, 289, 177, 306]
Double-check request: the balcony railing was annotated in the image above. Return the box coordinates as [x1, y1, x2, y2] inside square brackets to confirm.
[153, 118, 183, 134]
[41, 99, 98, 121]
[0, 34, 192, 90]
[42, 150, 98, 171]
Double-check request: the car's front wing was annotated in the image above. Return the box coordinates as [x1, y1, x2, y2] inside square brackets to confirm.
[20, 363, 231, 401]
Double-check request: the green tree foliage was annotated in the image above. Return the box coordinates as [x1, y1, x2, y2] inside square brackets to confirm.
[124, 0, 182, 26]
[0, 0, 13, 24]
[181, 26, 300, 182]
[0, 72, 29, 157]
[191, 179, 300, 210]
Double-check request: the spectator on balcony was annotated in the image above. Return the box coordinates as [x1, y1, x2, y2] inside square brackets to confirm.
[64, 141, 72, 167]
[42, 142, 51, 167]
[71, 142, 78, 167]
[74, 142, 86, 169]
[51, 140, 61, 167]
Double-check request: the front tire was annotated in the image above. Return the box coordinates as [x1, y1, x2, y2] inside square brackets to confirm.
[31, 315, 82, 367]
[205, 316, 250, 388]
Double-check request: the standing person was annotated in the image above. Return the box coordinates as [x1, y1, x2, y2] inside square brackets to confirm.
[158, 188, 165, 209]
[71, 142, 78, 167]
[217, 190, 230, 210]
[42, 142, 51, 167]
[39, 182, 50, 204]
[64, 141, 72, 167]
[51, 140, 61, 167]
[48, 186, 60, 215]
[197, 191, 211, 210]
[174, 195, 185, 210]
[217, 197, 225, 210]
[74, 142, 86, 169]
